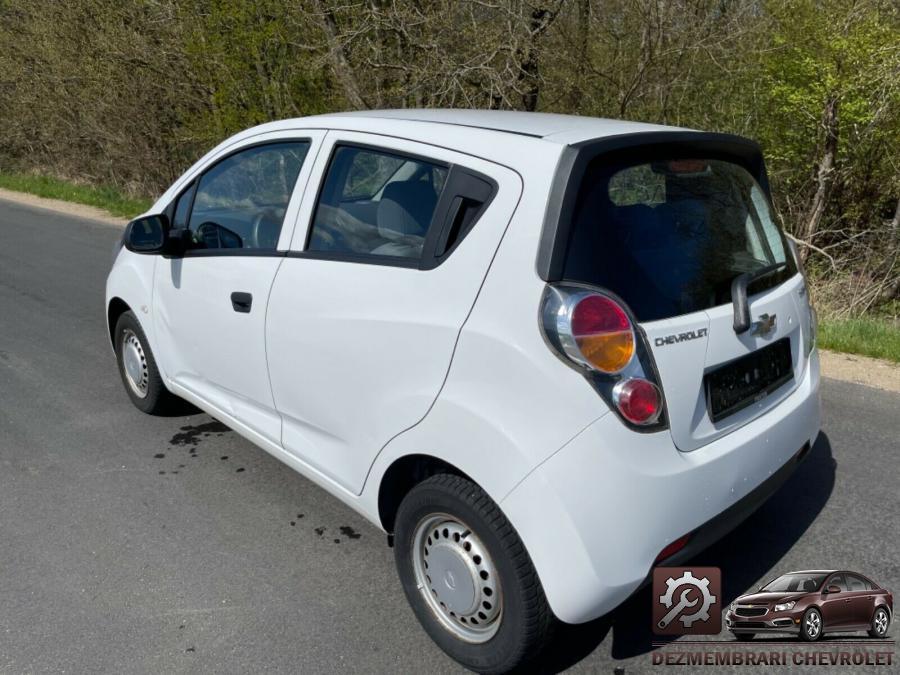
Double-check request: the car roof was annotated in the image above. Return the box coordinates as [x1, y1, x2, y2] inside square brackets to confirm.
[782, 570, 839, 575]
[279, 109, 688, 146]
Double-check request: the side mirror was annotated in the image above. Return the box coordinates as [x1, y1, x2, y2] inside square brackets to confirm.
[124, 214, 168, 253]
[825, 585, 841, 594]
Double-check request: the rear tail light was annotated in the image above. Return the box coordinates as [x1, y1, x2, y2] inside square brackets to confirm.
[570, 295, 635, 372]
[655, 534, 690, 563]
[541, 284, 667, 430]
[613, 378, 662, 424]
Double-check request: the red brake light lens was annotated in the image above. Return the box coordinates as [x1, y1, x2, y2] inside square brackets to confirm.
[666, 159, 709, 174]
[571, 295, 635, 373]
[655, 534, 691, 563]
[613, 377, 662, 424]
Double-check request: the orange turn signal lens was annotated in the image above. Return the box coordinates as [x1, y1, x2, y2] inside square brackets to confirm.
[571, 295, 635, 372]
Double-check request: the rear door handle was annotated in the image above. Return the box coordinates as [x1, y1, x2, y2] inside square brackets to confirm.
[231, 292, 253, 313]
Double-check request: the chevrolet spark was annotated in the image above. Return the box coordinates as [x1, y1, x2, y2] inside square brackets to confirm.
[107, 110, 821, 673]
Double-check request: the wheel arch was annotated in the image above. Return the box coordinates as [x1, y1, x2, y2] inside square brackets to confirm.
[107, 296, 131, 347]
[377, 453, 476, 533]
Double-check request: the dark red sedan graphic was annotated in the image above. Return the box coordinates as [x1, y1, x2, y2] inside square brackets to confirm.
[726, 570, 893, 641]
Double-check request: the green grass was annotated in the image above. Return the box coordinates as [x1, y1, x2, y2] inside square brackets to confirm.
[819, 317, 900, 363]
[0, 171, 151, 219]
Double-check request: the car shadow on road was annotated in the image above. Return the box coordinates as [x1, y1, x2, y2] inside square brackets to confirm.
[534, 432, 837, 673]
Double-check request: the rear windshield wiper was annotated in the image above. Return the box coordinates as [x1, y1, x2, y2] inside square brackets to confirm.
[731, 262, 787, 334]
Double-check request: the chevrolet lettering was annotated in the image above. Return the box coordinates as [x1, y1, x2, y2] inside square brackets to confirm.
[655, 328, 709, 347]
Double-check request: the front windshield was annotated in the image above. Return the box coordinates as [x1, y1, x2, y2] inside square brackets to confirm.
[761, 573, 828, 593]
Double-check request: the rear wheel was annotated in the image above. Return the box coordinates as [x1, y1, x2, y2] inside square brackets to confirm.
[393, 473, 554, 674]
[800, 608, 822, 642]
[868, 607, 890, 638]
[114, 311, 177, 415]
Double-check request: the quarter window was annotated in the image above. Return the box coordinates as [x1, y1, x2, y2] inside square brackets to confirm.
[184, 141, 310, 251]
[308, 145, 448, 260]
[172, 182, 196, 230]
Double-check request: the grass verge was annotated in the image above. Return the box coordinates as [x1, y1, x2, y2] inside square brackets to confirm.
[819, 317, 900, 364]
[0, 171, 151, 219]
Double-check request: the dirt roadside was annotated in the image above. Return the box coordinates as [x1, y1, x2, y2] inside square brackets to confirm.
[818, 349, 900, 393]
[0, 187, 128, 227]
[0, 187, 897, 393]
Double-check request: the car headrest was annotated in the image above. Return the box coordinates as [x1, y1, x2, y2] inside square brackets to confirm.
[377, 181, 437, 241]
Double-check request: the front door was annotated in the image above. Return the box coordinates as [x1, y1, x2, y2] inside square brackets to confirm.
[266, 133, 522, 494]
[153, 135, 319, 443]
[820, 574, 854, 628]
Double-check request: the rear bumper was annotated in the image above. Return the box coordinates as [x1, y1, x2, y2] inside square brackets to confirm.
[501, 350, 821, 624]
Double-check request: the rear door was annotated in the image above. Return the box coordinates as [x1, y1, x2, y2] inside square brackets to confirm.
[559, 151, 812, 451]
[845, 574, 876, 625]
[153, 133, 322, 443]
[266, 132, 521, 494]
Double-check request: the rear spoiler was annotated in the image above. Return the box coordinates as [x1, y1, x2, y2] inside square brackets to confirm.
[536, 131, 769, 282]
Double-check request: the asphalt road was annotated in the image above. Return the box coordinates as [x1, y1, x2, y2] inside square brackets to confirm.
[1, 198, 898, 674]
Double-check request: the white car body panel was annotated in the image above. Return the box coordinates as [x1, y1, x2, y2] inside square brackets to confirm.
[106, 109, 822, 627]
[642, 274, 808, 452]
[502, 348, 820, 623]
[266, 131, 526, 494]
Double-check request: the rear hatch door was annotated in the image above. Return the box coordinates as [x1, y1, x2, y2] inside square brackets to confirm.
[556, 148, 809, 451]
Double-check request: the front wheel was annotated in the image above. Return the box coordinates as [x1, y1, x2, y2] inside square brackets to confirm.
[114, 311, 177, 415]
[393, 474, 554, 674]
[734, 632, 755, 641]
[800, 608, 822, 642]
[868, 607, 890, 638]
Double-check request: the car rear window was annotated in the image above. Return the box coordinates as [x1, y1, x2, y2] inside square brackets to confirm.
[562, 156, 796, 322]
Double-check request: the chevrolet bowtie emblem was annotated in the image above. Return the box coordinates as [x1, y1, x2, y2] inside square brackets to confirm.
[748, 604, 754, 608]
[751, 313, 777, 337]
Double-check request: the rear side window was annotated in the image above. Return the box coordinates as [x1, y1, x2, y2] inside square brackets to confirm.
[308, 145, 448, 260]
[563, 157, 796, 322]
[845, 574, 869, 592]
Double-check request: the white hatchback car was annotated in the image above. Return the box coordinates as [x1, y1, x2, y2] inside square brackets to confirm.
[107, 109, 821, 673]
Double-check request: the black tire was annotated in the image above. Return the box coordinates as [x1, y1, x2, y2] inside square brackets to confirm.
[394, 473, 554, 674]
[734, 633, 755, 641]
[867, 607, 890, 638]
[114, 311, 177, 415]
[799, 608, 823, 642]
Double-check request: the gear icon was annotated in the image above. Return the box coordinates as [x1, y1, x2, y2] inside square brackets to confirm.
[659, 570, 717, 627]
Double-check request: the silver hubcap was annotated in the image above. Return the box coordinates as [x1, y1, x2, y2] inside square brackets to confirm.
[412, 514, 502, 643]
[121, 329, 149, 398]
[875, 610, 888, 635]
[806, 612, 820, 637]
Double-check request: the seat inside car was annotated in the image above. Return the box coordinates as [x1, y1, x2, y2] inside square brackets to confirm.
[370, 180, 437, 257]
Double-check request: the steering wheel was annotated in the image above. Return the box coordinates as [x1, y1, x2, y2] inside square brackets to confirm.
[250, 209, 281, 249]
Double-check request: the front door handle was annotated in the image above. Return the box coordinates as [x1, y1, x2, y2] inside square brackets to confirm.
[845, 599, 852, 603]
[231, 292, 253, 313]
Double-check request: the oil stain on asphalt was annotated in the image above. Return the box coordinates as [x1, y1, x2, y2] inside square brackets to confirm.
[169, 420, 231, 447]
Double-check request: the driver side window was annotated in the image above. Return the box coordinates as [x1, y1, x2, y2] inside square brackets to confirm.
[181, 141, 310, 251]
[828, 574, 848, 591]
